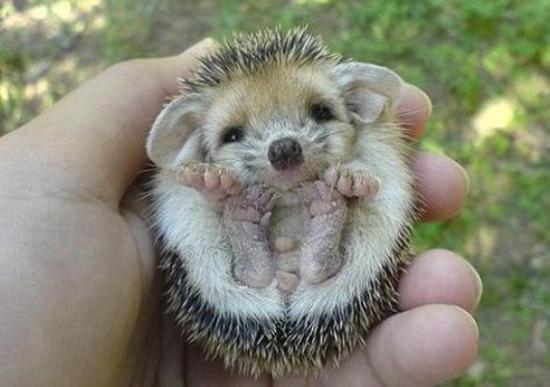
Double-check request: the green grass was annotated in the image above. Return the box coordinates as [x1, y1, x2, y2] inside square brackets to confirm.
[1, 0, 549, 384]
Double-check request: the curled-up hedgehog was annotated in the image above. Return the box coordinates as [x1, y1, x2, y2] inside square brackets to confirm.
[145, 27, 416, 377]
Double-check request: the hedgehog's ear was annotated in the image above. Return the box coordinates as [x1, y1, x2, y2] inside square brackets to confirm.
[332, 62, 402, 124]
[146, 95, 203, 168]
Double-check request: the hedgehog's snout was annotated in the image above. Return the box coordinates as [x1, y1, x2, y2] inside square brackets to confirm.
[268, 137, 304, 171]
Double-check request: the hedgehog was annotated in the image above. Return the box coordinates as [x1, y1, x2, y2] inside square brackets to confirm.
[145, 27, 416, 377]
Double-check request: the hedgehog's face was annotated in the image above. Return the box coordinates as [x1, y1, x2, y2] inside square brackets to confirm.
[200, 66, 356, 188]
[146, 61, 402, 189]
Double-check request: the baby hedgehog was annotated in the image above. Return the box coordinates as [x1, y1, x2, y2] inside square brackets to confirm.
[146, 27, 416, 377]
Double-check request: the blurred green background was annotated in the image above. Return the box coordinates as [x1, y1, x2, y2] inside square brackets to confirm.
[1, 0, 549, 385]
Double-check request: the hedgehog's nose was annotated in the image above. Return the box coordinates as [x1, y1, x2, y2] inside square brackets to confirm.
[268, 137, 304, 170]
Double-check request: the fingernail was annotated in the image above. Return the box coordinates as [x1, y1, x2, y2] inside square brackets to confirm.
[453, 158, 470, 195]
[468, 261, 483, 310]
[399, 83, 433, 117]
[396, 83, 432, 138]
[180, 37, 217, 56]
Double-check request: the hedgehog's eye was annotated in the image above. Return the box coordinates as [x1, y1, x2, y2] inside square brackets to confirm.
[310, 103, 334, 123]
[221, 126, 244, 144]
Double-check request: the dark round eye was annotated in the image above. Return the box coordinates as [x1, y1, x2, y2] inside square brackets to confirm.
[310, 103, 334, 123]
[221, 126, 244, 144]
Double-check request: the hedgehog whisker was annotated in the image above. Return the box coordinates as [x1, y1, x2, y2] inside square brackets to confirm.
[395, 103, 439, 119]
[314, 129, 349, 143]
[216, 158, 241, 165]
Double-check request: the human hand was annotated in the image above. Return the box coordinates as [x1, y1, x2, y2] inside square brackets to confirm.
[0, 38, 480, 386]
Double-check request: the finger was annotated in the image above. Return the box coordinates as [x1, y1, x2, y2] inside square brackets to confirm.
[413, 152, 469, 221]
[277, 353, 384, 387]
[396, 83, 432, 140]
[399, 249, 483, 313]
[366, 305, 478, 386]
[157, 318, 186, 387]
[298, 305, 478, 387]
[183, 344, 271, 387]
[1, 39, 215, 206]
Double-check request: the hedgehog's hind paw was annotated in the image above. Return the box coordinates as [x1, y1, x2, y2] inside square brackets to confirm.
[301, 253, 343, 284]
[233, 260, 275, 288]
[225, 186, 277, 223]
[224, 186, 278, 288]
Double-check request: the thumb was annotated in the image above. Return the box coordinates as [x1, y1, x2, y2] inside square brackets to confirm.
[0, 38, 216, 207]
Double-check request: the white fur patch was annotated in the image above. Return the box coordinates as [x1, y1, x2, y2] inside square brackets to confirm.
[152, 169, 285, 320]
[288, 129, 413, 317]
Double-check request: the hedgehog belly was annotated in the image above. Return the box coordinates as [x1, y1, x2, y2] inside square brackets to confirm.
[268, 196, 308, 293]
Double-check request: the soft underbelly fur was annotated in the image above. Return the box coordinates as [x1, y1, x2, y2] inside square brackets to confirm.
[153, 175, 415, 377]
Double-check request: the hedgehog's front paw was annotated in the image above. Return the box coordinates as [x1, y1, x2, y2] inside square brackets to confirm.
[324, 164, 380, 198]
[225, 186, 277, 224]
[179, 160, 243, 200]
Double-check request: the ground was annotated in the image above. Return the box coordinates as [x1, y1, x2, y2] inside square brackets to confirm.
[1, 0, 549, 385]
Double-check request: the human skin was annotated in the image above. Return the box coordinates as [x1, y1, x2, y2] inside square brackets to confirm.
[0, 39, 480, 386]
